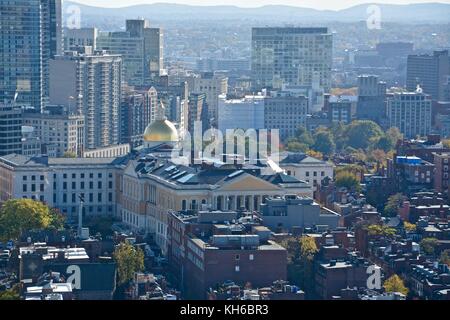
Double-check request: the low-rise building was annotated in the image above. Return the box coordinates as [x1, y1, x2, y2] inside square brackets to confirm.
[167, 209, 287, 299]
[260, 195, 340, 232]
[280, 152, 334, 191]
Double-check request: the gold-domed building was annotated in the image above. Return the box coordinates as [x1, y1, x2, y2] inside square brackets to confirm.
[143, 102, 179, 148]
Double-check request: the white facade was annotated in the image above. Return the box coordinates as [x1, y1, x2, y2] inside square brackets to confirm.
[0, 155, 118, 219]
[218, 94, 265, 132]
[280, 154, 334, 190]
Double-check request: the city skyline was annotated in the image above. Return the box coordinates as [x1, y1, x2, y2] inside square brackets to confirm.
[70, 0, 450, 10]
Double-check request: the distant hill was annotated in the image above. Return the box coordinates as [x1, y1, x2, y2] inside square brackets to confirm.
[62, 2, 450, 23]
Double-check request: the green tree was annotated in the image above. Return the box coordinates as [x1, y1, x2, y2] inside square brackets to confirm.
[63, 151, 77, 158]
[335, 171, 361, 192]
[375, 136, 393, 152]
[312, 131, 336, 155]
[443, 139, 450, 149]
[383, 274, 409, 296]
[0, 199, 54, 241]
[420, 238, 439, 256]
[281, 236, 318, 298]
[286, 140, 309, 153]
[0, 285, 20, 300]
[386, 127, 403, 148]
[384, 193, 407, 217]
[345, 120, 384, 150]
[113, 242, 145, 285]
[295, 126, 314, 147]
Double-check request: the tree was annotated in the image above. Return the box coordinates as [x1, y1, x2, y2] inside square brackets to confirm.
[386, 127, 403, 148]
[335, 171, 361, 192]
[420, 238, 439, 256]
[404, 222, 417, 233]
[440, 250, 450, 267]
[367, 224, 397, 238]
[312, 131, 336, 155]
[442, 139, 450, 149]
[295, 126, 314, 147]
[0, 199, 55, 241]
[63, 151, 77, 158]
[383, 274, 409, 296]
[375, 136, 393, 152]
[0, 285, 20, 300]
[286, 140, 309, 153]
[281, 236, 318, 298]
[113, 242, 145, 285]
[335, 164, 365, 178]
[306, 150, 323, 160]
[370, 149, 387, 165]
[384, 193, 407, 217]
[345, 120, 384, 150]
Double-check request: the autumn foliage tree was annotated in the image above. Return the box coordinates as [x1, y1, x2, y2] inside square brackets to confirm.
[113, 242, 145, 285]
[383, 274, 409, 296]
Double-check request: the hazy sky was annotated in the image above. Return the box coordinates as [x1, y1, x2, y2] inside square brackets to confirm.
[71, 0, 450, 10]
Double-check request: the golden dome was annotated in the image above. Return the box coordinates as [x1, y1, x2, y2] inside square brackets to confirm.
[143, 119, 179, 142]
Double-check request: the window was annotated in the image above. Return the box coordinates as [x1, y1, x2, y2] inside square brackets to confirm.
[108, 193, 113, 202]
[72, 182, 76, 189]
[98, 181, 102, 189]
[40, 175, 44, 181]
[98, 173, 102, 179]
[89, 181, 94, 189]
[63, 194, 67, 203]
[89, 193, 94, 202]
[182, 200, 187, 211]
[81, 173, 85, 179]
[31, 184, 36, 192]
[306, 172, 310, 177]
[31, 176, 36, 181]
[72, 173, 76, 179]
[63, 174, 67, 179]
[249, 254, 254, 261]
[23, 176, 27, 181]
[98, 193, 102, 202]
[80, 182, 85, 189]
[63, 182, 67, 190]
[89, 173, 94, 179]
[53, 194, 57, 203]
[72, 194, 76, 203]
[235, 266, 240, 272]
[23, 184, 27, 192]
[235, 254, 240, 261]
[40, 184, 44, 192]
[108, 181, 113, 189]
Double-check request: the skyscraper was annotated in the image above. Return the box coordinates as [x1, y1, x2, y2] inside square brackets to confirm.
[120, 86, 158, 147]
[0, 0, 62, 110]
[49, 50, 122, 150]
[187, 72, 228, 126]
[406, 50, 450, 101]
[356, 75, 387, 124]
[251, 27, 332, 92]
[0, 104, 23, 156]
[387, 90, 432, 138]
[97, 19, 163, 86]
